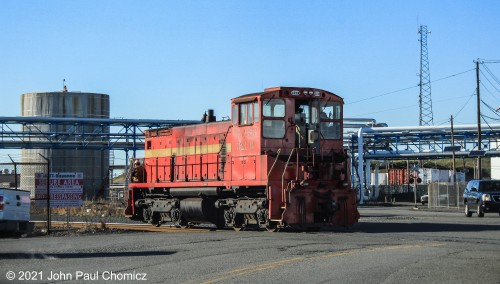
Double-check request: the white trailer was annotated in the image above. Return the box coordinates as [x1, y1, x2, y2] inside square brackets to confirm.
[0, 188, 33, 235]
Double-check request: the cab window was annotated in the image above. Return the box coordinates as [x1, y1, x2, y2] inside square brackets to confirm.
[263, 99, 285, 117]
[263, 98, 285, 138]
[253, 102, 260, 122]
[321, 101, 341, 119]
[319, 101, 341, 139]
[240, 103, 249, 125]
[320, 122, 341, 139]
[263, 120, 285, 138]
[233, 102, 259, 126]
[232, 105, 238, 124]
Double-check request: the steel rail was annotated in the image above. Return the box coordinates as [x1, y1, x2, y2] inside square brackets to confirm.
[32, 221, 211, 232]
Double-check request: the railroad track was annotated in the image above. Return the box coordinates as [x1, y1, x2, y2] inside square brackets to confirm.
[33, 221, 213, 233]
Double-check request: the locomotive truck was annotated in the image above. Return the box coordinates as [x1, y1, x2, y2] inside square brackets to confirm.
[125, 87, 359, 231]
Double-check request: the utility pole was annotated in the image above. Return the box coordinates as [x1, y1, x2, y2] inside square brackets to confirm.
[39, 154, 51, 235]
[451, 115, 459, 206]
[451, 115, 456, 183]
[475, 59, 482, 179]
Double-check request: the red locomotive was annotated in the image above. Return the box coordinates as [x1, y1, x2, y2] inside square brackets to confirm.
[125, 87, 359, 231]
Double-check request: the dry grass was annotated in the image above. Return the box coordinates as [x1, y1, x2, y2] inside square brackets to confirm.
[31, 199, 126, 233]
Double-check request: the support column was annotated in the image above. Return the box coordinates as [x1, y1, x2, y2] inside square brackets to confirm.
[374, 162, 380, 200]
[365, 160, 371, 200]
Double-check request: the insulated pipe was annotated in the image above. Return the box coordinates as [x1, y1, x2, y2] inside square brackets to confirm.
[0, 116, 201, 126]
[357, 127, 372, 205]
[368, 123, 500, 133]
[344, 118, 387, 129]
[365, 159, 371, 200]
[344, 123, 388, 129]
[363, 151, 500, 159]
[344, 118, 377, 122]
[355, 123, 500, 204]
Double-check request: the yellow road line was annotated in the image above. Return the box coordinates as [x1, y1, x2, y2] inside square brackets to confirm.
[193, 243, 446, 284]
[201, 257, 306, 284]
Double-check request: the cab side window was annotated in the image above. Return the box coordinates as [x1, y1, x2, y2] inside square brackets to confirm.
[253, 102, 260, 122]
[232, 105, 238, 125]
[240, 103, 250, 125]
[233, 102, 259, 126]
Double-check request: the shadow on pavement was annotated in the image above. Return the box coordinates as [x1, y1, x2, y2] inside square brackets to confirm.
[0, 250, 176, 259]
[353, 222, 500, 233]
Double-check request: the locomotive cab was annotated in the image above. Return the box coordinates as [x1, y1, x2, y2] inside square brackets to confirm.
[228, 87, 357, 230]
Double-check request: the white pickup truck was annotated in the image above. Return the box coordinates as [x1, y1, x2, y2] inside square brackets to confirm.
[0, 188, 33, 235]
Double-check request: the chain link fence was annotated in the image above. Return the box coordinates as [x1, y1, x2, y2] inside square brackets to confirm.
[368, 183, 465, 208]
[0, 155, 49, 197]
[370, 184, 427, 203]
[1, 154, 126, 235]
[426, 182, 466, 209]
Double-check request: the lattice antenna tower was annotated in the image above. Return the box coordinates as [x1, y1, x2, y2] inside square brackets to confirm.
[418, 25, 434, 126]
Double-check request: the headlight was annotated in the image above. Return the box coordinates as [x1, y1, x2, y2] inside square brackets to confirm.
[482, 194, 491, 202]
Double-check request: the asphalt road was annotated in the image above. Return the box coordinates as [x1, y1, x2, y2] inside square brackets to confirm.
[1, 204, 499, 284]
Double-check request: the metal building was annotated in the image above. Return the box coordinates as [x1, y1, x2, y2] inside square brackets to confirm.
[20, 91, 110, 199]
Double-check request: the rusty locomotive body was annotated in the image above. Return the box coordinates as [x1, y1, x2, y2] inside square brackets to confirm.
[125, 87, 359, 230]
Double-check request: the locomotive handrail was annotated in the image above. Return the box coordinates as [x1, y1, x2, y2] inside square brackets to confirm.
[282, 148, 296, 204]
[217, 125, 233, 155]
[266, 148, 281, 198]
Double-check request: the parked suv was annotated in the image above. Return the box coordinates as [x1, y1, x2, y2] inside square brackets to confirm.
[463, 180, 500, 217]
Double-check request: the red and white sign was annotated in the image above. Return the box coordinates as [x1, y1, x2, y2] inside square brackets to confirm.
[35, 172, 84, 208]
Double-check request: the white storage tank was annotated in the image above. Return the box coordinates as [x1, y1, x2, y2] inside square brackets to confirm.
[20, 91, 110, 199]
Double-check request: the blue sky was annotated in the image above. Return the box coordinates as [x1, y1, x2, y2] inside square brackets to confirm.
[1, 0, 499, 127]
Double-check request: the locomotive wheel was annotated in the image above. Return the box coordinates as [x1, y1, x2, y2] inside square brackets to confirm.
[171, 208, 189, 228]
[265, 225, 279, 232]
[214, 220, 226, 230]
[232, 214, 245, 231]
[233, 224, 246, 231]
[175, 223, 188, 229]
[143, 207, 152, 223]
[265, 222, 280, 232]
[175, 219, 189, 228]
[256, 209, 279, 232]
[151, 213, 162, 227]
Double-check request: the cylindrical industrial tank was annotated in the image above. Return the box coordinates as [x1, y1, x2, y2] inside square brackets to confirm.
[20, 91, 110, 199]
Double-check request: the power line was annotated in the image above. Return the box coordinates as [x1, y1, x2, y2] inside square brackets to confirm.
[347, 85, 418, 105]
[346, 68, 474, 105]
[431, 68, 475, 83]
[480, 59, 500, 64]
[481, 114, 497, 133]
[482, 114, 500, 121]
[480, 69, 500, 93]
[453, 93, 475, 119]
[349, 103, 416, 116]
[482, 63, 500, 86]
[480, 81, 500, 106]
[480, 99, 500, 116]
[350, 94, 473, 118]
